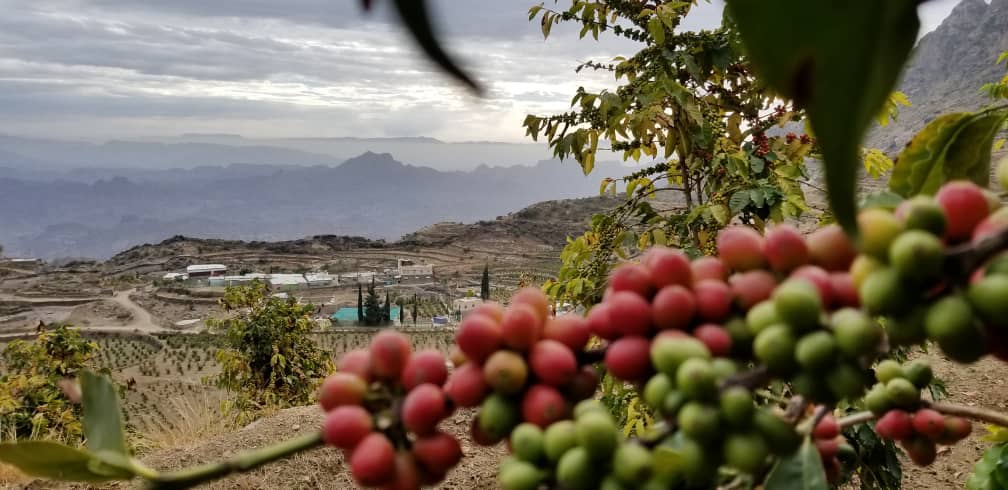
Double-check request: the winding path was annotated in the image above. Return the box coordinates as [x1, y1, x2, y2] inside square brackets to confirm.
[0, 288, 172, 339]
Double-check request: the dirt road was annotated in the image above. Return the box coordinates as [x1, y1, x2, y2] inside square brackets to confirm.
[0, 288, 170, 339]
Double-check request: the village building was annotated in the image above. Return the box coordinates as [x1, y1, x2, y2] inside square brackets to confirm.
[453, 297, 483, 314]
[397, 258, 433, 278]
[185, 264, 227, 277]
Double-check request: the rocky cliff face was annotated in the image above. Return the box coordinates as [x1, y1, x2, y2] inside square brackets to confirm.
[867, 0, 1008, 153]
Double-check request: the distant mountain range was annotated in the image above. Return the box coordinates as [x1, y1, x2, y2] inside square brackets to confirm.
[0, 133, 552, 176]
[2, 0, 1005, 260]
[0, 151, 631, 259]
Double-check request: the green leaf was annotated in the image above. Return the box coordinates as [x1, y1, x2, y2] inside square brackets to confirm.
[711, 204, 730, 226]
[859, 190, 904, 210]
[984, 425, 1008, 444]
[581, 151, 595, 176]
[527, 4, 543, 22]
[764, 438, 829, 490]
[863, 148, 894, 179]
[889, 110, 1008, 197]
[80, 370, 128, 455]
[727, 0, 920, 235]
[652, 229, 668, 246]
[600, 177, 613, 196]
[648, 16, 665, 45]
[729, 190, 751, 214]
[389, 0, 480, 93]
[967, 444, 1007, 490]
[541, 11, 553, 38]
[0, 441, 130, 482]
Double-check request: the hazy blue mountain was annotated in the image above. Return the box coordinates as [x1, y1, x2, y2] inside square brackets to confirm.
[0, 151, 631, 259]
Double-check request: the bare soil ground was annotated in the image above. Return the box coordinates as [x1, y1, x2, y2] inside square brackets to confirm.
[130, 291, 220, 330]
[901, 353, 1008, 489]
[65, 300, 133, 328]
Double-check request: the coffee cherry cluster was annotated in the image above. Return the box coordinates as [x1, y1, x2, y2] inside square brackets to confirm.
[498, 401, 646, 490]
[854, 180, 1007, 363]
[319, 331, 461, 488]
[588, 223, 873, 406]
[862, 359, 972, 467]
[811, 414, 850, 482]
[863, 359, 932, 414]
[449, 289, 599, 445]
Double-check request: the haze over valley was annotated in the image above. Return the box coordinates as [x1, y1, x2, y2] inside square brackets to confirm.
[0, 0, 1004, 261]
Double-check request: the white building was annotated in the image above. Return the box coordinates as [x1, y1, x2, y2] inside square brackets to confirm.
[268, 274, 308, 288]
[208, 273, 267, 287]
[186, 264, 227, 277]
[453, 297, 483, 314]
[339, 271, 377, 284]
[305, 272, 335, 287]
[162, 272, 188, 281]
[398, 258, 433, 277]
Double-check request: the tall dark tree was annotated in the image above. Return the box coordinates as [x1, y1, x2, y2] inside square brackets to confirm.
[357, 283, 364, 324]
[399, 304, 405, 325]
[480, 264, 490, 301]
[364, 278, 383, 326]
[412, 294, 418, 325]
[383, 290, 392, 323]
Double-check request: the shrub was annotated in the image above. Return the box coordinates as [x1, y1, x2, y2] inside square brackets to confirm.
[0, 325, 98, 442]
[207, 281, 333, 423]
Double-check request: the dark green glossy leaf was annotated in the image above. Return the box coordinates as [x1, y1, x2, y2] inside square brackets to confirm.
[890, 110, 1008, 197]
[0, 441, 130, 482]
[80, 370, 128, 455]
[729, 190, 751, 214]
[764, 438, 829, 490]
[389, 1, 480, 93]
[994, 447, 1008, 489]
[968, 445, 1007, 490]
[727, 0, 920, 235]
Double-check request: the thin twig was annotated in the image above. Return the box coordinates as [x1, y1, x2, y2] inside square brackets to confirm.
[837, 400, 1008, 430]
[925, 401, 1008, 428]
[784, 396, 808, 424]
[837, 411, 876, 429]
[720, 365, 771, 391]
[945, 227, 1008, 281]
[148, 431, 324, 489]
[803, 405, 831, 435]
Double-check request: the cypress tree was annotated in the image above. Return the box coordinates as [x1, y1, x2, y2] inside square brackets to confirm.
[384, 290, 391, 324]
[364, 278, 382, 326]
[357, 283, 363, 324]
[412, 294, 418, 324]
[480, 264, 490, 300]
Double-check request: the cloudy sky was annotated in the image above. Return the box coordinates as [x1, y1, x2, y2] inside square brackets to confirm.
[0, 0, 964, 143]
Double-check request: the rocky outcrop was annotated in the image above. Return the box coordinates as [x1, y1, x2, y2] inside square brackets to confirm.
[868, 0, 1008, 154]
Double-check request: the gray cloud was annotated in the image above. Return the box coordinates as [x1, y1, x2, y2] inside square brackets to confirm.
[0, 0, 962, 143]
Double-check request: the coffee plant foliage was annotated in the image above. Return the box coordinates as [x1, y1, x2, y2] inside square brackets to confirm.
[0, 325, 98, 443]
[6, 2, 1008, 490]
[207, 281, 333, 422]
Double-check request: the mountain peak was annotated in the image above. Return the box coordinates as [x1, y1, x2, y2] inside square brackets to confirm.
[341, 151, 402, 169]
[867, 0, 1008, 153]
